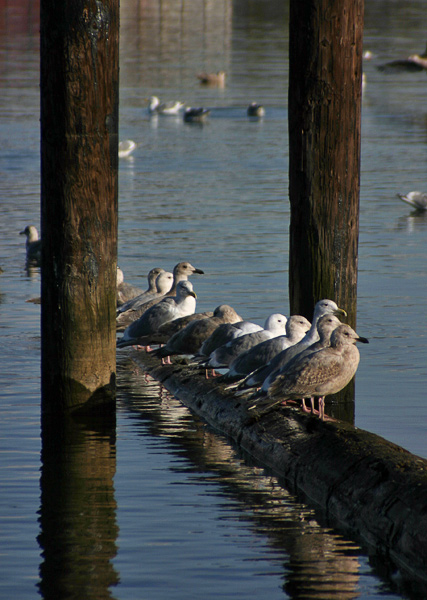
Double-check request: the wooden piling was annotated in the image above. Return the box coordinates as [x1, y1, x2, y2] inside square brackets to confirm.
[40, 0, 119, 414]
[288, 0, 364, 327]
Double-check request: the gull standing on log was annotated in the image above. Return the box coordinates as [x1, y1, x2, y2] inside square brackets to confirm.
[117, 280, 197, 348]
[241, 299, 347, 393]
[252, 324, 369, 421]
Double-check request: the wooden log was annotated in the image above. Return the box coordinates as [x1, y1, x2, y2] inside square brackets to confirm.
[127, 351, 427, 586]
[40, 0, 119, 414]
[288, 0, 364, 327]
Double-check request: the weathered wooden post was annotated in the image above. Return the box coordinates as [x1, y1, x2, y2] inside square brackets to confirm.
[40, 0, 119, 415]
[288, 0, 364, 327]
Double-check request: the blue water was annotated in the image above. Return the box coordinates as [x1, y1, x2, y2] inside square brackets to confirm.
[1, 0, 426, 598]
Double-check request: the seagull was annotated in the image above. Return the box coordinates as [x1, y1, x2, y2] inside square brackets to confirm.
[152, 305, 243, 361]
[117, 280, 197, 348]
[241, 299, 347, 393]
[117, 268, 169, 311]
[205, 314, 288, 369]
[197, 71, 226, 87]
[247, 103, 265, 117]
[251, 324, 369, 421]
[20, 225, 42, 264]
[116, 262, 204, 330]
[118, 140, 137, 158]
[225, 315, 311, 383]
[196, 320, 263, 360]
[397, 191, 427, 211]
[148, 96, 184, 115]
[378, 43, 427, 72]
[116, 267, 147, 306]
[183, 107, 211, 123]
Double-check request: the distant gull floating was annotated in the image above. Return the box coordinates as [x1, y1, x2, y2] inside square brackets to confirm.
[183, 107, 211, 123]
[378, 43, 427, 72]
[397, 191, 427, 211]
[197, 71, 226, 87]
[148, 96, 184, 115]
[251, 324, 369, 421]
[20, 225, 42, 264]
[117, 280, 197, 348]
[118, 140, 137, 158]
[247, 103, 265, 118]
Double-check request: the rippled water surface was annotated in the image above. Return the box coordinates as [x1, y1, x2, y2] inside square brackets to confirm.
[1, 0, 426, 598]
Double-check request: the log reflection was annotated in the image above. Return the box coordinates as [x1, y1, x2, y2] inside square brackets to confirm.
[118, 358, 360, 599]
[38, 413, 119, 600]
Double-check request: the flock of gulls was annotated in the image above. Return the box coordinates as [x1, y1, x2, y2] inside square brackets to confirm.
[19, 48, 427, 421]
[115, 262, 369, 422]
[118, 71, 265, 158]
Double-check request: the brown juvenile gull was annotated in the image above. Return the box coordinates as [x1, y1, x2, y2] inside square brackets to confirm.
[20, 225, 42, 265]
[397, 191, 427, 211]
[116, 266, 164, 307]
[153, 305, 243, 362]
[250, 324, 369, 421]
[197, 71, 226, 87]
[205, 314, 288, 369]
[117, 280, 197, 349]
[224, 315, 311, 384]
[240, 299, 347, 393]
[117, 268, 170, 312]
[116, 261, 203, 330]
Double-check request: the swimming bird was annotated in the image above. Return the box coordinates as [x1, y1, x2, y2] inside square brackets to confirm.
[241, 299, 347, 393]
[205, 314, 288, 369]
[148, 96, 184, 115]
[397, 191, 427, 211]
[378, 43, 427, 72]
[117, 268, 169, 311]
[197, 71, 226, 87]
[117, 280, 197, 348]
[225, 315, 311, 383]
[251, 324, 369, 421]
[20, 225, 42, 264]
[183, 107, 211, 123]
[118, 140, 137, 158]
[116, 262, 203, 330]
[247, 103, 265, 117]
[152, 305, 243, 360]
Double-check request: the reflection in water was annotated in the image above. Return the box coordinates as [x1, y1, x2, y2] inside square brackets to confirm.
[118, 358, 363, 599]
[38, 415, 119, 600]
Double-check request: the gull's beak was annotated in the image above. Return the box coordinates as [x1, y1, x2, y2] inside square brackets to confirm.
[357, 335, 369, 344]
[193, 268, 204, 275]
[333, 307, 347, 318]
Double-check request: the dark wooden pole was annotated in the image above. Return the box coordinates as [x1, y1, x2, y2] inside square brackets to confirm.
[40, 0, 119, 414]
[288, 0, 364, 327]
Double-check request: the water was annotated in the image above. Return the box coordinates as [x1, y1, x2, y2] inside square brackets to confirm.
[0, 0, 426, 598]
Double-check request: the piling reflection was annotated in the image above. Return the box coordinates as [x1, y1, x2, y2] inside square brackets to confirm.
[38, 413, 119, 600]
[118, 358, 362, 599]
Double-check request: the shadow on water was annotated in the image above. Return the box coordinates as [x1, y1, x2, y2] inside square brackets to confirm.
[116, 356, 424, 600]
[37, 411, 119, 600]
